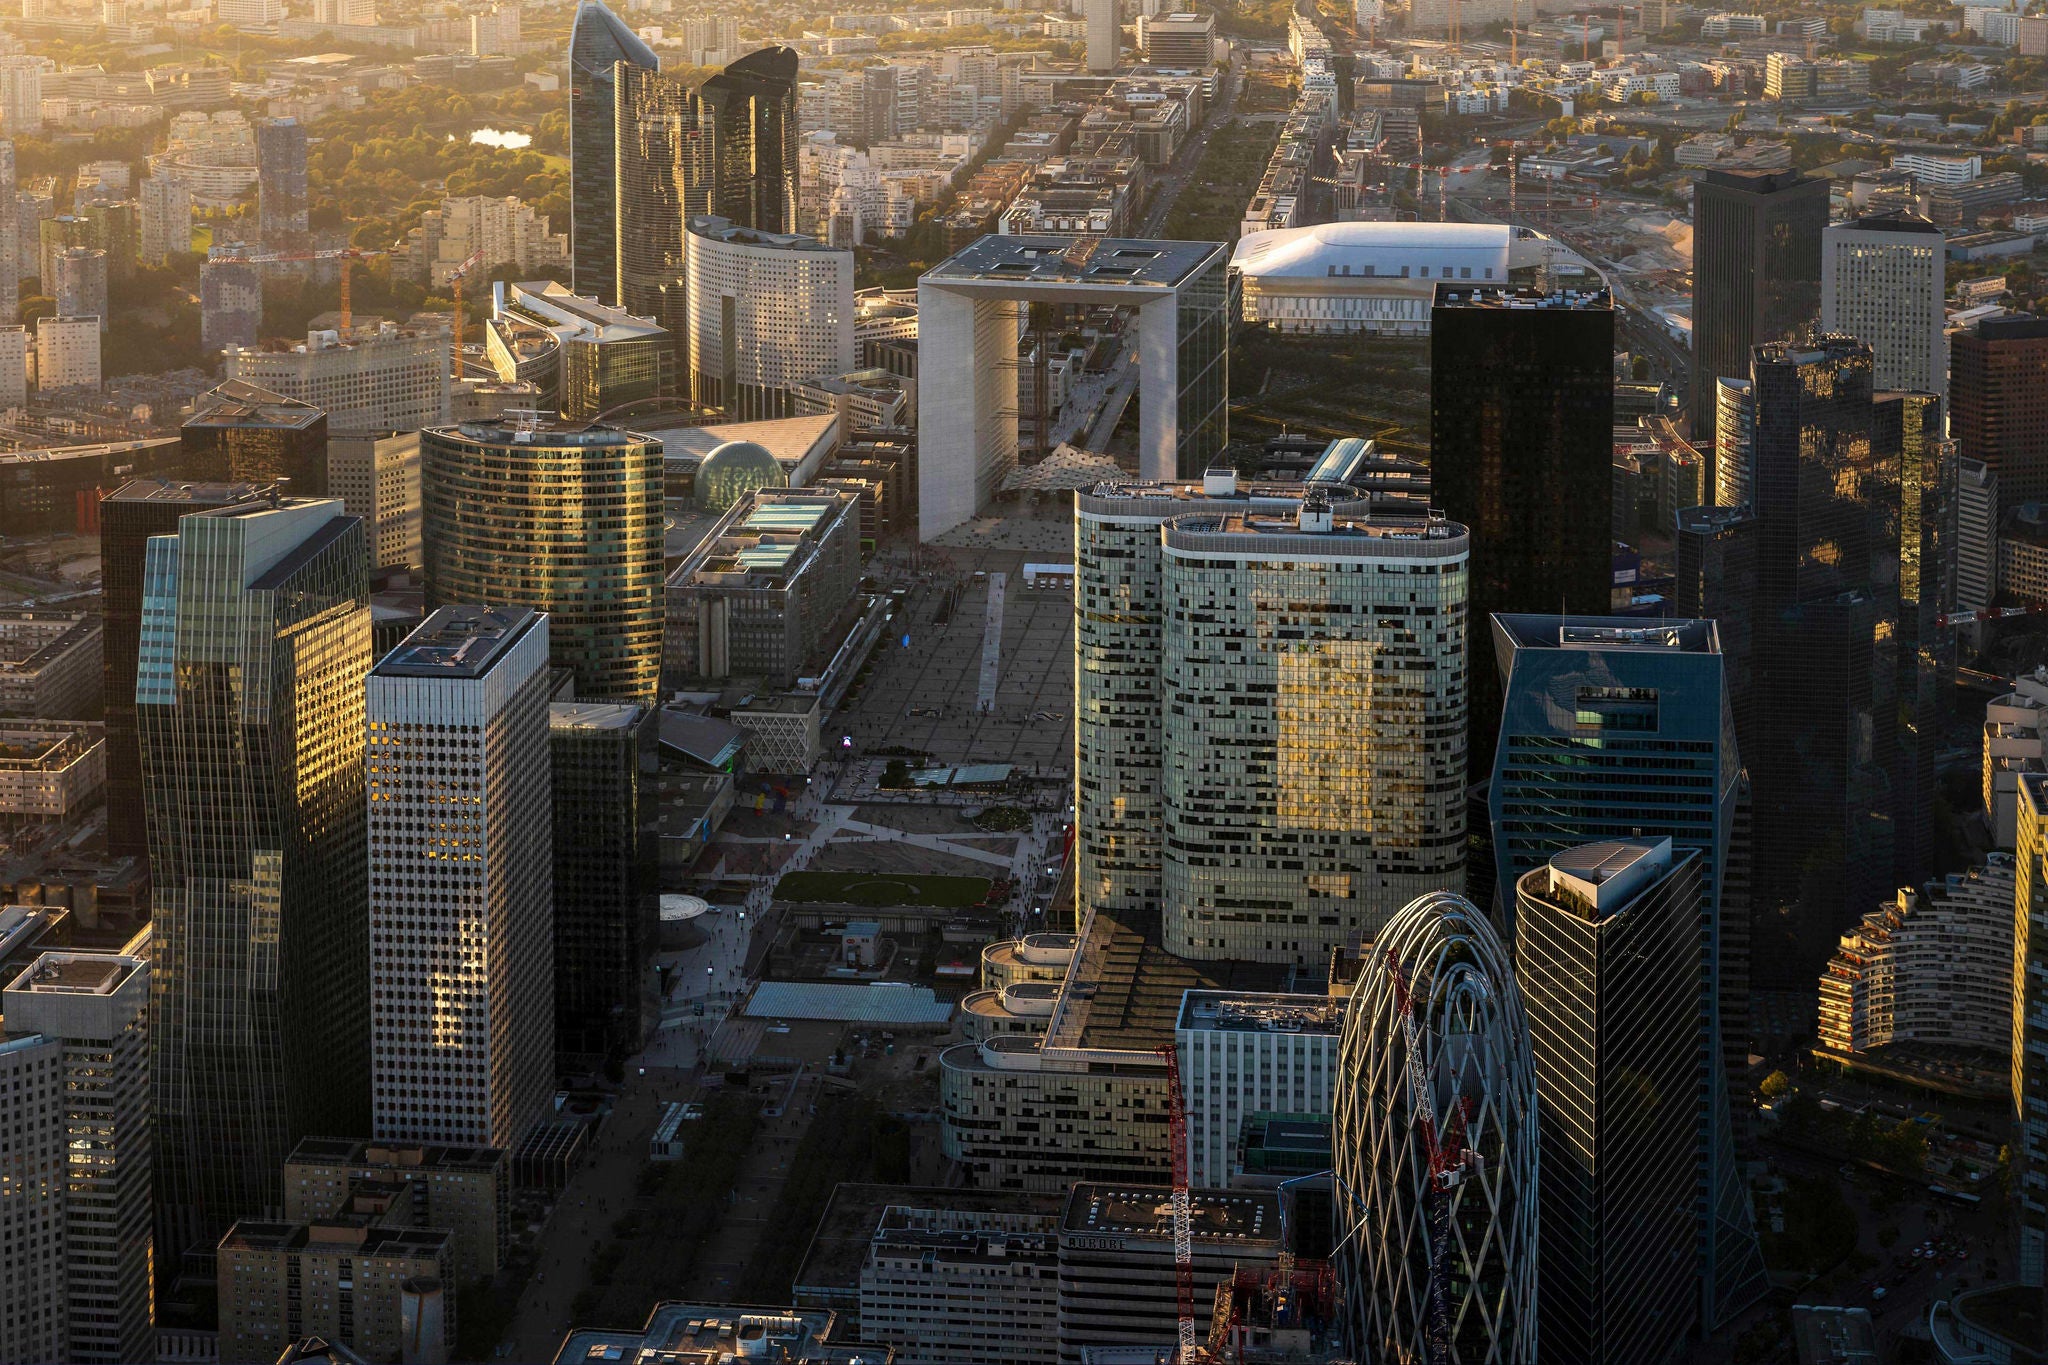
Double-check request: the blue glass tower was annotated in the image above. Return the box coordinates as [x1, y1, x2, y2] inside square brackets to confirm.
[1488, 613, 1767, 1333]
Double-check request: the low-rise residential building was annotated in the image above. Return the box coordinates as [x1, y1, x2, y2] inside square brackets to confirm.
[0, 721, 104, 825]
[0, 609, 102, 719]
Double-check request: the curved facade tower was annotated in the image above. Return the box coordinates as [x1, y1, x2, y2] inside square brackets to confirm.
[569, 1, 658, 304]
[1333, 892, 1538, 1365]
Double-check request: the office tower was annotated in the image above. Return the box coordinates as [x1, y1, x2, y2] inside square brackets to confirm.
[1713, 376, 1754, 507]
[0, 323, 24, 407]
[215, 0, 280, 24]
[1951, 314, 2048, 512]
[1515, 840, 1710, 1364]
[326, 431, 422, 571]
[34, 313, 99, 389]
[551, 700, 653, 1062]
[569, 1, 658, 304]
[98, 480, 265, 859]
[920, 236, 1230, 539]
[1174, 991, 1341, 1187]
[2014, 773, 2048, 1283]
[200, 251, 262, 355]
[420, 416, 664, 703]
[698, 46, 801, 236]
[614, 62, 703, 340]
[78, 199, 135, 282]
[1489, 615, 1768, 1330]
[1085, 0, 1119, 70]
[1880, 390, 1952, 893]
[1332, 891, 1536, 1365]
[1746, 334, 1898, 982]
[489, 278, 674, 418]
[1072, 476, 1467, 961]
[1822, 215, 1947, 398]
[224, 323, 450, 437]
[140, 497, 372, 1261]
[181, 378, 329, 492]
[1140, 10, 1216, 63]
[255, 118, 309, 253]
[368, 606, 554, 1147]
[684, 214, 854, 419]
[1957, 456, 1998, 614]
[1429, 284, 1614, 761]
[53, 245, 106, 331]
[0, 1028, 66, 1360]
[140, 171, 193, 264]
[1675, 504, 1758, 760]
[0, 140, 15, 326]
[1, 952, 153, 1365]
[1689, 169, 1826, 453]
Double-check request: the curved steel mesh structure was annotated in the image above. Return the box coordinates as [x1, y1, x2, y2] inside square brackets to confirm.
[1333, 891, 1538, 1364]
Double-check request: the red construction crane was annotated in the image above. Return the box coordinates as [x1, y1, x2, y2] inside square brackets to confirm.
[1158, 1045, 1200, 1364]
[1384, 946, 1482, 1365]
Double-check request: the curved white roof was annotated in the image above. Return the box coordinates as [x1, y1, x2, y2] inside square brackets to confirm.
[1230, 221, 1513, 279]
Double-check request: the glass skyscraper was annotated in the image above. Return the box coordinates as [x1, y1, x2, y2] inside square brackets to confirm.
[550, 700, 654, 1063]
[1430, 285, 1615, 764]
[1689, 169, 1827, 456]
[1488, 613, 1767, 1333]
[697, 46, 800, 236]
[614, 62, 704, 338]
[569, 0, 658, 304]
[255, 118, 308, 254]
[420, 417, 665, 704]
[1515, 840, 1713, 1364]
[139, 497, 372, 1263]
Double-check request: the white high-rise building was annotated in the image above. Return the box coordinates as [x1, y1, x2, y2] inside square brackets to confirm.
[1, 952, 153, 1365]
[224, 321, 450, 437]
[1085, 0, 1119, 70]
[214, 0, 281, 25]
[0, 324, 26, 408]
[0, 140, 17, 326]
[685, 214, 855, 421]
[34, 314, 99, 390]
[368, 605, 554, 1148]
[1074, 471, 1469, 964]
[1957, 455, 1998, 614]
[1821, 214, 1948, 398]
[140, 172, 193, 264]
[0, 58, 47, 136]
[53, 246, 107, 332]
[1175, 991, 1341, 1186]
[413, 195, 567, 287]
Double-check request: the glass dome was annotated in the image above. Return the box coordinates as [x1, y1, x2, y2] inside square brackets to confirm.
[695, 440, 787, 512]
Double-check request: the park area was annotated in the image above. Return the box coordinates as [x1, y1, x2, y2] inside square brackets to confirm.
[771, 870, 992, 908]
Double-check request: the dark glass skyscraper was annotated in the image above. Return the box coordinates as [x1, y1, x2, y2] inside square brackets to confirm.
[569, 1, 658, 304]
[698, 46, 800, 236]
[1489, 614, 1767, 1335]
[550, 701, 654, 1063]
[255, 118, 309, 254]
[179, 379, 328, 493]
[1675, 504, 1758, 765]
[1689, 169, 1826, 456]
[1879, 390, 1951, 893]
[1748, 334, 1899, 983]
[1516, 839, 1708, 1364]
[615, 62, 705, 338]
[99, 480, 266, 862]
[139, 497, 372, 1263]
[1430, 284, 1615, 762]
[1951, 313, 2048, 513]
[420, 417, 665, 704]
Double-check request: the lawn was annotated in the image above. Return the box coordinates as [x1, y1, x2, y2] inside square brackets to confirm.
[772, 871, 992, 908]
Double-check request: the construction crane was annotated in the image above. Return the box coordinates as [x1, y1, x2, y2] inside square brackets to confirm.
[1158, 1045, 1201, 1364]
[445, 248, 487, 373]
[209, 244, 378, 332]
[1384, 945, 1482, 1365]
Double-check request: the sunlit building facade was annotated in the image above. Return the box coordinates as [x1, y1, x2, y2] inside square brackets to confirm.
[568, 0, 657, 303]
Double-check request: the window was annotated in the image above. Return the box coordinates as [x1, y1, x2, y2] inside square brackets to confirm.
[1575, 685, 1659, 731]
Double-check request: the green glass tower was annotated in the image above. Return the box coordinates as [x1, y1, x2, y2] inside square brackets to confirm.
[139, 497, 372, 1264]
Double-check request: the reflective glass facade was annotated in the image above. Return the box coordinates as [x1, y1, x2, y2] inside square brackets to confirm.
[697, 47, 800, 236]
[1516, 844, 1708, 1365]
[1172, 255, 1230, 476]
[550, 702, 653, 1063]
[420, 419, 665, 704]
[614, 63, 704, 338]
[569, 2, 658, 303]
[139, 500, 372, 1263]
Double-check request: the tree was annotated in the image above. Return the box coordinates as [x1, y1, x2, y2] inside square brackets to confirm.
[1760, 1070, 1793, 1100]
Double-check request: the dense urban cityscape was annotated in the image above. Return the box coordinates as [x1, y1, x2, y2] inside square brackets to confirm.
[1, 0, 2047, 1359]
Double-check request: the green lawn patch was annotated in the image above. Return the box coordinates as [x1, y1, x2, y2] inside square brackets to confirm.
[773, 871, 991, 908]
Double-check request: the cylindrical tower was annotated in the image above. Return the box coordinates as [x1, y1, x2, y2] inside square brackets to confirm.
[1333, 891, 1538, 1364]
